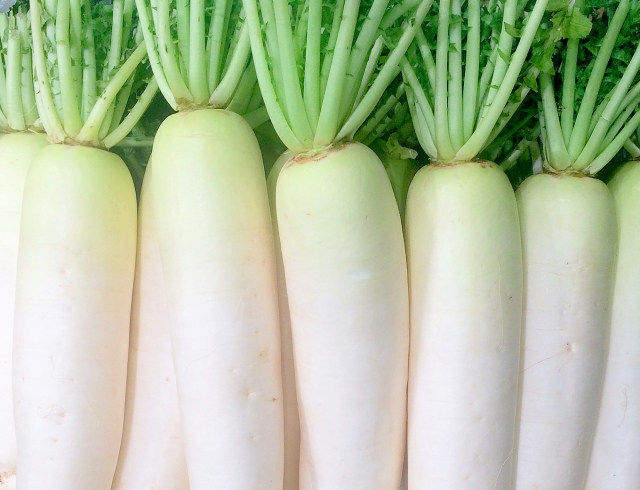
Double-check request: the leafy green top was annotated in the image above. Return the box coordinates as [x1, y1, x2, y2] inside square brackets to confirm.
[539, 0, 640, 174]
[0, 8, 39, 132]
[135, 0, 265, 117]
[30, 0, 158, 147]
[402, 0, 553, 163]
[243, 0, 432, 153]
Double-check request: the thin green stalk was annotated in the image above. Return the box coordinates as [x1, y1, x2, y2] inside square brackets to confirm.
[560, 39, 579, 145]
[434, 0, 454, 160]
[109, 77, 134, 132]
[381, 0, 421, 29]
[598, 95, 640, 153]
[81, 0, 97, 120]
[568, 0, 629, 160]
[274, 0, 313, 144]
[206, 0, 230, 92]
[448, 0, 463, 151]
[319, 0, 344, 99]
[134, 0, 176, 107]
[103, 78, 159, 148]
[56, 0, 82, 136]
[361, 101, 406, 146]
[353, 38, 384, 111]
[339, 0, 390, 123]
[481, 0, 517, 116]
[539, 72, 571, 170]
[455, 0, 548, 161]
[314, 0, 361, 147]
[354, 83, 405, 142]
[244, 105, 270, 128]
[209, 22, 251, 107]
[76, 42, 147, 144]
[414, 28, 436, 91]
[303, 0, 322, 132]
[176, 0, 190, 74]
[624, 138, 640, 158]
[336, 0, 431, 141]
[0, 15, 8, 122]
[402, 57, 435, 141]
[483, 80, 532, 149]
[188, 0, 208, 102]
[407, 85, 437, 156]
[69, 0, 82, 106]
[6, 21, 25, 130]
[257, 0, 287, 113]
[499, 124, 540, 170]
[243, 0, 303, 151]
[587, 111, 640, 173]
[476, 49, 498, 118]
[156, 0, 192, 101]
[106, 0, 125, 76]
[18, 14, 38, 127]
[30, 0, 65, 141]
[574, 42, 640, 170]
[485, 107, 535, 158]
[226, 61, 257, 113]
[246, 79, 263, 112]
[463, 0, 480, 141]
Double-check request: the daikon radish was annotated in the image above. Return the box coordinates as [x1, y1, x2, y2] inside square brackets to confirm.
[584, 160, 640, 490]
[514, 2, 639, 487]
[244, 0, 431, 486]
[111, 165, 189, 490]
[12, 0, 156, 487]
[0, 10, 49, 487]
[134, 0, 283, 485]
[401, 0, 548, 485]
[0, 134, 48, 490]
[13, 145, 137, 490]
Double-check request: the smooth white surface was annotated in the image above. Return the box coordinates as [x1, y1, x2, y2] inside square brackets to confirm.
[515, 173, 616, 490]
[0, 133, 48, 490]
[276, 142, 409, 490]
[585, 162, 640, 490]
[13, 144, 136, 490]
[152, 109, 284, 490]
[406, 161, 522, 490]
[111, 165, 189, 490]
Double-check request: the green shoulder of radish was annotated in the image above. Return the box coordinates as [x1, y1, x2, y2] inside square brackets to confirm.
[0, 6, 49, 490]
[132, 0, 285, 488]
[514, 1, 640, 489]
[11, 1, 156, 489]
[243, 1, 429, 488]
[400, 0, 552, 486]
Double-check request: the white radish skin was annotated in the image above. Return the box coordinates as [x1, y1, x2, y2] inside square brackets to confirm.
[111, 164, 189, 490]
[276, 142, 409, 490]
[515, 173, 616, 490]
[584, 161, 640, 490]
[151, 109, 283, 490]
[267, 152, 299, 490]
[13, 144, 137, 490]
[406, 161, 522, 490]
[0, 133, 48, 490]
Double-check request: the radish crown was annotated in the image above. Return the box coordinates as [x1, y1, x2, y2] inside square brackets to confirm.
[541, 0, 640, 174]
[242, 0, 432, 153]
[402, 0, 553, 163]
[29, 0, 158, 147]
[135, 0, 267, 127]
[0, 8, 40, 132]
